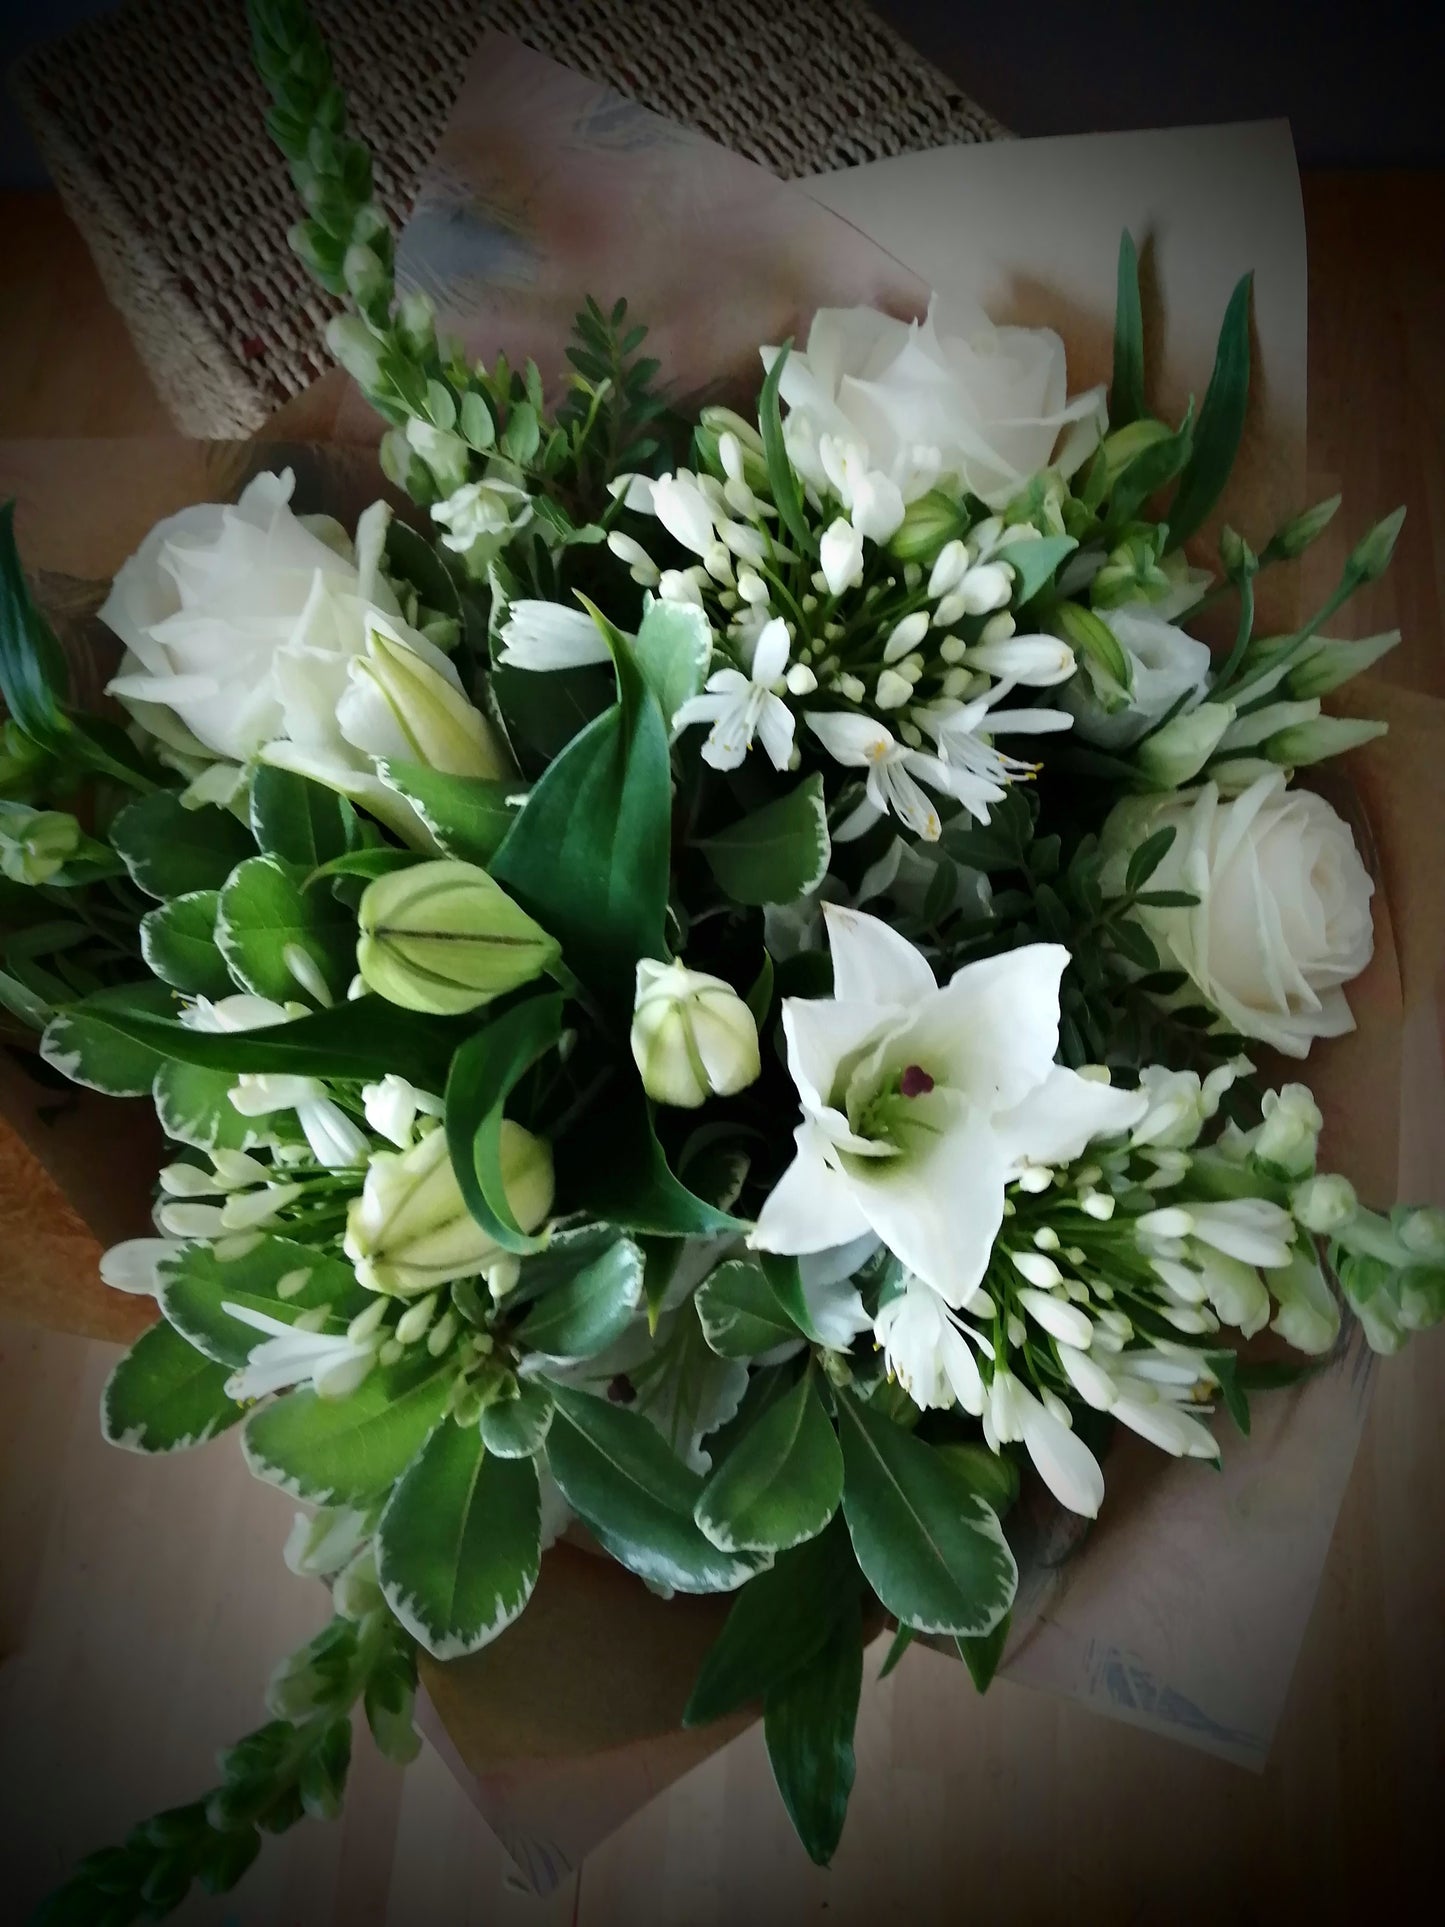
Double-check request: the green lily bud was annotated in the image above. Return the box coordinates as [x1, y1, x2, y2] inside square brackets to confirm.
[1253, 1083, 1323, 1180]
[1291, 1173, 1357, 1235]
[885, 488, 971, 564]
[325, 314, 385, 391]
[1049, 601, 1133, 710]
[1090, 534, 1171, 610]
[1265, 715, 1388, 767]
[357, 860, 559, 1014]
[1343, 505, 1405, 585]
[630, 959, 761, 1109]
[1134, 700, 1234, 788]
[403, 416, 471, 495]
[350, 626, 509, 779]
[1285, 630, 1401, 699]
[1261, 494, 1340, 563]
[344, 1117, 553, 1297]
[0, 802, 81, 884]
[1219, 525, 1258, 581]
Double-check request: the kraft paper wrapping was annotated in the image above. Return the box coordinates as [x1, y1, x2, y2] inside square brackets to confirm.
[3, 36, 1441, 1893]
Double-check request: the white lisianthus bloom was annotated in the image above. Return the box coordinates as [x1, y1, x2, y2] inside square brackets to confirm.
[1129, 1058, 1249, 1150]
[672, 616, 795, 771]
[1102, 773, 1375, 1057]
[630, 959, 762, 1108]
[498, 600, 611, 671]
[767, 298, 1106, 513]
[749, 907, 1146, 1304]
[221, 1303, 378, 1402]
[1062, 603, 1213, 749]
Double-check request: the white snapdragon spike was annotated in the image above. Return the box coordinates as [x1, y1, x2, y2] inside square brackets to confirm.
[361, 1074, 445, 1149]
[672, 616, 795, 771]
[1129, 1058, 1249, 1150]
[221, 1302, 378, 1402]
[749, 907, 1145, 1304]
[913, 694, 1073, 823]
[498, 599, 610, 671]
[229, 1073, 371, 1169]
[875, 1277, 987, 1413]
[805, 712, 956, 842]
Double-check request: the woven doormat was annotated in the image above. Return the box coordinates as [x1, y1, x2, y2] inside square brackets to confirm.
[11, 0, 1006, 438]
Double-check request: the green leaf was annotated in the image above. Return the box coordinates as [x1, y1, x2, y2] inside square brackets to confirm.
[71, 993, 463, 1087]
[956, 1607, 1011, 1693]
[836, 1391, 1016, 1637]
[514, 1236, 645, 1357]
[217, 853, 355, 1003]
[999, 534, 1078, 609]
[932, 1440, 1021, 1518]
[489, 610, 671, 1005]
[102, 1318, 243, 1453]
[306, 847, 421, 887]
[876, 1621, 914, 1681]
[159, 1236, 366, 1368]
[763, 1592, 862, 1867]
[243, 1349, 454, 1504]
[444, 994, 562, 1255]
[375, 758, 517, 864]
[1111, 229, 1146, 427]
[683, 1519, 858, 1726]
[1124, 824, 1176, 894]
[695, 1371, 842, 1554]
[1166, 271, 1253, 549]
[40, 980, 178, 1095]
[1109, 403, 1195, 527]
[376, 1419, 540, 1658]
[1204, 1347, 1251, 1435]
[501, 398, 540, 464]
[111, 790, 255, 900]
[632, 597, 712, 728]
[544, 1382, 765, 1594]
[140, 889, 232, 998]
[697, 775, 830, 906]
[563, 1084, 745, 1238]
[695, 1257, 805, 1358]
[153, 1057, 287, 1152]
[758, 343, 812, 552]
[479, 1378, 554, 1458]
[250, 763, 355, 868]
[758, 1253, 823, 1345]
[0, 497, 70, 743]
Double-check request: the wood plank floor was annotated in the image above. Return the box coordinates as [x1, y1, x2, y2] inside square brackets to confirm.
[1, 178, 1443, 1924]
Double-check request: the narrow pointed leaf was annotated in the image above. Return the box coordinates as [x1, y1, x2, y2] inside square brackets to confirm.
[763, 1593, 863, 1866]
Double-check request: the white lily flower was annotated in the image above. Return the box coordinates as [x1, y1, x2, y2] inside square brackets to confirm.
[672, 615, 795, 771]
[875, 1276, 986, 1413]
[749, 906, 1146, 1305]
[221, 1302, 378, 1402]
[498, 599, 610, 671]
[229, 1073, 371, 1169]
[361, 1074, 445, 1149]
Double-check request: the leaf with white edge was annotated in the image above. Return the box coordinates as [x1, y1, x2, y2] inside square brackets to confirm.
[695, 1258, 805, 1358]
[695, 1372, 842, 1555]
[957, 1608, 1011, 1693]
[153, 1058, 278, 1152]
[763, 1591, 862, 1867]
[110, 789, 255, 900]
[40, 980, 178, 1095]
[217, 853, 355, 1004]
[514, 1237, 645, 1359]
[243, 1350, 453, 1505]
[999, 534, 1078, 609]
[698, 776, 830, 906]
[140, 889, 232, 998]
[376, 1419, 540, 1659]
[634, 597, 712, 730]
[250, 762, 356, 868]
[375, 759, 518, 865]
[836, 1391, 1017, 1638]
[479, 1379, 554, 1458]
[102, 1318, 243, 1453]
[544, 1382, 766, 1594]
[159, 1236, 367, 1368]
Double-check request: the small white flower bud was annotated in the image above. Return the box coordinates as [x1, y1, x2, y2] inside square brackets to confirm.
[883, 611, 930, 663]
[979, 611, 1017, 646]
[875, 669, 912, 710]
[938, 635, 967, 665]
[927, 539, 969, 599]
[785, 664, 818, 696]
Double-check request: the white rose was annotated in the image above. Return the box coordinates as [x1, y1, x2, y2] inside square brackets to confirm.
[1063, 602, 1213, 749]
[768, 297, 1106, 513]
[101, 469, 506, 829]
[1103, 773, 1375, 1057]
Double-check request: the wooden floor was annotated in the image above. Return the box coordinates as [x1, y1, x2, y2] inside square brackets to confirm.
[2, 179, 1443, 1924]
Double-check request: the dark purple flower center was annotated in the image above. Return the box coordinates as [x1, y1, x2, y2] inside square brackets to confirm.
[899, 1064, 935, 1099]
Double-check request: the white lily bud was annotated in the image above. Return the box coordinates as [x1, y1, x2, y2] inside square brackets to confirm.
[630, 959, 761, 1109]
[736, 567, 770, 607]
[1056, 1342, 1118, 1410]
[344, 1120, 553, 1297]
[1292, 1173, 1358, 1235]
[1190, 1244, 1271, 1337]
[362, 1073, 444, 1149]
[1253, 1083, 1323, 1179]
[978, 611, 1017, 646]
[820, 518, 865, 597]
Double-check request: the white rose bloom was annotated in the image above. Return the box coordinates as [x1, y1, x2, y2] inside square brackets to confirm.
[1062, 602, 1214, 749]
[1104, 773, 1375, 1057]
[767, 297, 1106, 513]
